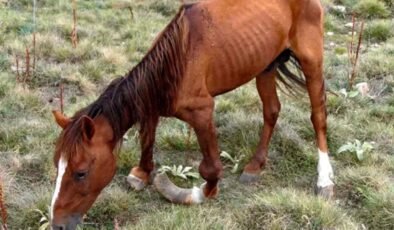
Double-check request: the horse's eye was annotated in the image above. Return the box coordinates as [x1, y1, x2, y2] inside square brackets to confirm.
[74, 171, 88, 181]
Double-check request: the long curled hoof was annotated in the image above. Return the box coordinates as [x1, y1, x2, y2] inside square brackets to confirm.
[127, 167, 150, 191]
[127, 174, 147, 191]
[153, 173, 207, 204]
[315, 184, 335, 200]
[239, 171, 260, 184]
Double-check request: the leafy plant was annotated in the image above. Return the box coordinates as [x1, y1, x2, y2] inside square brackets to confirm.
[158, 165, 199, 180]
[337, 140, 374, 161]
[220, 151, 245, 173]
[339, 88, 360, 98]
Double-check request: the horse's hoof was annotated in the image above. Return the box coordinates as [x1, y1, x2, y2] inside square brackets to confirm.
[127, 174, 147, 191]
[239, 172, 259, 184]
[316, 184, 334, 199]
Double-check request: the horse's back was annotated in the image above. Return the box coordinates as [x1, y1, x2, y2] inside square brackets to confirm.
[178, 0, 323, 97]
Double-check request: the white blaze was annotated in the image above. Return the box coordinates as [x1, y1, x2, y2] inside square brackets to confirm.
[317, 149, 334, 187]
[51, 154, 68, 220]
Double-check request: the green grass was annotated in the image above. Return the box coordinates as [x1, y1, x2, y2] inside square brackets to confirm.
[364, 19, 394, 42]
[0, 0, 394, 229]
[353, 0, 390, 18]
[237, 189, 357, 229]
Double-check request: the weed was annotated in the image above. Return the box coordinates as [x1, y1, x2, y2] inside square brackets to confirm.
[220, 151, 245, 173]
[158, 165, 199, 180]
[337, 139, 374, 161]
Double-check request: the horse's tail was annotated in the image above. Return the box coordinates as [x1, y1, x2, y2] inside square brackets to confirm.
[268, 49, 307, 95]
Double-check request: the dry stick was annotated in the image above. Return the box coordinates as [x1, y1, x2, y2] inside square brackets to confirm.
[71, 0, 78, 48]
[60, 83, 64, 114]
[349, 20, 365, 88]
[0, 179, 8, 230]
[24, 47, 31, 84]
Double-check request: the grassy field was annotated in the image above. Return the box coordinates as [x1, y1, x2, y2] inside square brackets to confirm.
[0, 0, 394, 229]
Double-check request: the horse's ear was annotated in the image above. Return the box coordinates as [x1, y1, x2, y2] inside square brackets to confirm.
[52, 110, 71, 129]
[80, 115, 95, 141]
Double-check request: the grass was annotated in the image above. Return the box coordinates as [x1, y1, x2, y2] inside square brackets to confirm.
[0, 0, 393, 229]
[364, 19, 393, 42]
[353, 0, 390, 18]
[237, 189, 357, 229]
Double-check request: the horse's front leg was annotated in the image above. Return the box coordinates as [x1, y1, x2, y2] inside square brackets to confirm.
[127, 117, 159, 190]
[153, 97, 223, 204]
[178, 99, 223, 198]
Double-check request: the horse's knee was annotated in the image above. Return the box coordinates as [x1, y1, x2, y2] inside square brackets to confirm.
[199, 159, 223, 182]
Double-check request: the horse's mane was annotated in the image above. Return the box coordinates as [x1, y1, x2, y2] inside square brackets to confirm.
[56, 6, 190, 160]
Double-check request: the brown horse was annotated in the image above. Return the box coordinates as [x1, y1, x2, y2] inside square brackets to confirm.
[50, 0, 334, 228]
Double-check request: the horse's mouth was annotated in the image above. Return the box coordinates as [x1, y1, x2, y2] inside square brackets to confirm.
[51, 214, 82, 230]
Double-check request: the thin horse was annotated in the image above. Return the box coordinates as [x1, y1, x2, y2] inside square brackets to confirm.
[51, 0, 334, 229]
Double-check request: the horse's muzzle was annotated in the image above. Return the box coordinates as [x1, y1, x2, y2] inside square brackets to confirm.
[51, 214, 82, 230]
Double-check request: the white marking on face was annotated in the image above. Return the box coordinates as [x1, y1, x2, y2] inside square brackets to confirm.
[51, 154, 68, 220]
[317, 149, 334, 188]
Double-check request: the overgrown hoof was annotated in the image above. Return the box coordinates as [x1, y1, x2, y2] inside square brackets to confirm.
[127, 174, 147, 191]
[316, 184, 335, 199]
[202, 182, 220, 199]
[153, 173, 206, 204]
[239, 171, 260, 184]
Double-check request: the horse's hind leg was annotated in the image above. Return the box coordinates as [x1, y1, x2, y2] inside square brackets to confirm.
[240, 69, 280, 184]
[290, 11, 334, 198]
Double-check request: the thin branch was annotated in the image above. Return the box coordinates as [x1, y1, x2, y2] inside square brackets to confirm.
[349, 20, 365, 88]
[347, 16, 365, 88]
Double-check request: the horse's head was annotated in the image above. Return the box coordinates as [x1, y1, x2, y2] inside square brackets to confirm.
[50, 111, 117, 230]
